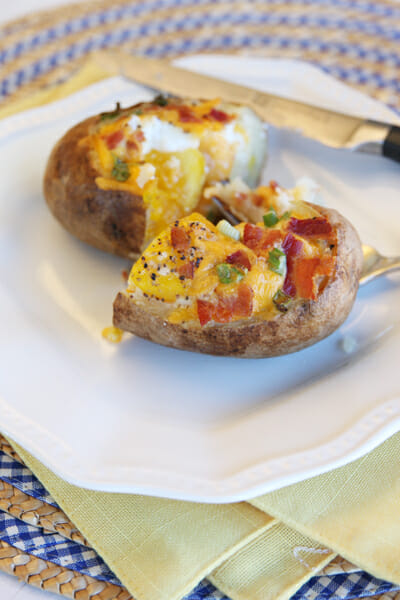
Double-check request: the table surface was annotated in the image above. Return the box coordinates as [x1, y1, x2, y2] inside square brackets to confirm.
[0, 570, 60, 600]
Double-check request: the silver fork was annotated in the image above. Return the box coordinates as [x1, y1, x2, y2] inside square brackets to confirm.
[211, 197, 400, 286]
[360, 245, 400, 286]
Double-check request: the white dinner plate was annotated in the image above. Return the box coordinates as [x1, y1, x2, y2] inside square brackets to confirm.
[0, 55, 399, 503]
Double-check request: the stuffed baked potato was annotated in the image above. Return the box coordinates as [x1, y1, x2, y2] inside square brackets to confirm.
[113, 180, 363, 358]
[43, 96, 267, 259]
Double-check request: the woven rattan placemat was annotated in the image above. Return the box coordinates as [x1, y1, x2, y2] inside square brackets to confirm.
[0, 0, 399, 110]
[0, 436, 132, 599]
[1, 1, 399, 597]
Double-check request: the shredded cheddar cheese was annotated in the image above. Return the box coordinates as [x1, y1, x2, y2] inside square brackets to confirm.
[102, 326, 124, 343]
[124, 197, 337, 327]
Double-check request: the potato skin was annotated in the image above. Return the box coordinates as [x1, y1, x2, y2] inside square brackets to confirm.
[113, 206, 363, 358]
[43, 116, 146, 259]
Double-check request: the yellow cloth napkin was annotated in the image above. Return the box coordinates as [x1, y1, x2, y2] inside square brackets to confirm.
[251, 434, 400, 585]
[12, 434, 400, 600]
[3, 58, 400, 600]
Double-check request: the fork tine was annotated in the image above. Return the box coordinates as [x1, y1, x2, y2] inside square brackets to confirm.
[211, 197, 241, 225]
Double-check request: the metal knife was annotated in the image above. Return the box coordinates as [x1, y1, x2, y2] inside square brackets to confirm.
[93, 50, 400, 163]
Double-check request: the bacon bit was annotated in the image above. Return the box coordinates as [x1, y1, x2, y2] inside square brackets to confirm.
[208, 108, 231, 123]
[213, 298, 233, 323]
[243, 224, 282, 255]
[261, 229, 283, 251]
[314, 256, 336, 295]
[127, 130, 145, 152]
[226, 250, 252, 271]
[127, 139, 138, 151]
[318, 256, 335, 277]
[281, 231, 336, 300]
[294, 255, 336, 300]
[294, 258, 320, 299]
[178, 261, 195, 279]
[282, 233, 303, 257]
[197, 299, 216, 326]
[104, 129, 124, 150]
[243, 224, 263, 249]
[171, 226, 190, 251]
[282, 233, 303, 297]
[288, 217, 332, 237]
[283, 269, 296, 297]
[253, 194, 264, 206]
[121, 269, 129, 281]
[234, 283, 253, 317]
[196, 284, 253, 326]
[177, 105, 201, 123]
[269, 180, 279, 191]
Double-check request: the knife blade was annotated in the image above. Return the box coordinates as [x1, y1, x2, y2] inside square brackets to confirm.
[93, 50, 400, 163]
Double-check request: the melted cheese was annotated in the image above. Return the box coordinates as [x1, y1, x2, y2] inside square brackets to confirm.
[242, 258, 282, 313]
[142, 149, 206, 246]
[127, 213, 286, 325]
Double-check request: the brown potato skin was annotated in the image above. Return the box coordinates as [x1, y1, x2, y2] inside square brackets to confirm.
[43, 116, 146, 259]
[113, 206, 363, 358]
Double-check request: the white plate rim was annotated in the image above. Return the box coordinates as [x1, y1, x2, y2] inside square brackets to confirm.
[1, 54, 399, 503]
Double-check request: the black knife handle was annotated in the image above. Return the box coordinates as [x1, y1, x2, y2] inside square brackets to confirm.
[382, 125, 400, 163]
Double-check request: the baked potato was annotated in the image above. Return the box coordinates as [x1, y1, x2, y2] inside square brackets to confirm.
[43, 96, 267, 259]
[113, 181, 363, 358]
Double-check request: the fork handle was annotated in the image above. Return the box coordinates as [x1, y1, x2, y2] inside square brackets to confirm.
[383, 126, 400, 163]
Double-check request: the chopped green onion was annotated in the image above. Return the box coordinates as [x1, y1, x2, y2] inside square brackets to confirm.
[281, 211, 291, 220]
[112, 156, 130, 182]
[154, 94, 169, 106]
[100, 102, 122, 121]
[268, 248, 286, 276]
[216, 263, 244, 284]
[216, 219, 240, 241]
[133, 108, 144, 115]
[273, 289, 292, 312]
[263, 208, 279, 227]
[206, 209, 218, 224]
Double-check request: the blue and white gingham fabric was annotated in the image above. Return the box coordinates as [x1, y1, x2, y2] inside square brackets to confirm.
[0, 509, 119, 584]
[293, 572, 400, 600]
[0, 451, 55, 506]
[0, 450, 399, 600]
